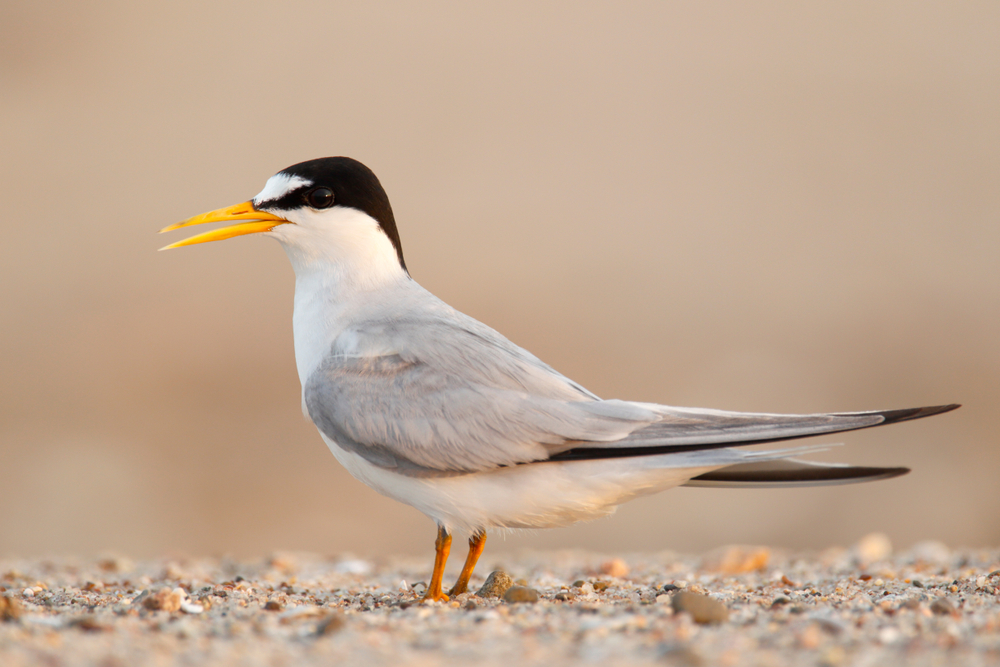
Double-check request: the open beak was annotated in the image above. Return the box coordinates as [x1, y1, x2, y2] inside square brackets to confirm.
[158, 201, 290, 250]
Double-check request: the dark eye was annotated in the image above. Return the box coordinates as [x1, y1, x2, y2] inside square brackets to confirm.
[306, 187, 334, 209]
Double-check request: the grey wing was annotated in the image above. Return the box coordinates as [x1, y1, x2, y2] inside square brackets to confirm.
[303, 352, 658, 475]
[303, 343, 959, 476]
[305, 296, 957, 476]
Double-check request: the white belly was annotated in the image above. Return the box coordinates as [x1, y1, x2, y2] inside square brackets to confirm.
[318, 432, 734, 533]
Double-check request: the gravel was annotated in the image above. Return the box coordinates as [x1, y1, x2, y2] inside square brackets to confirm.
[1, 538, 999, 666]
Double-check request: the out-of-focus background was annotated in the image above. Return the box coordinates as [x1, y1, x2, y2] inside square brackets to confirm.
[1, 2, 996, 560]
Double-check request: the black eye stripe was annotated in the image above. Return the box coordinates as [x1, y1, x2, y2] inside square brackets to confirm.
[306, 187, 335, 209]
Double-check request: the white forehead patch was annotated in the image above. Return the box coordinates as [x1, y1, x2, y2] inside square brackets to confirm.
[253, 173, 312, 206]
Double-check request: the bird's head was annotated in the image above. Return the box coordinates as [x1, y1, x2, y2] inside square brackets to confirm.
[161, 157, 408, 280]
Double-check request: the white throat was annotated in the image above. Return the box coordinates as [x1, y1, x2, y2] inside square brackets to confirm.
[266, 206, 410, 389]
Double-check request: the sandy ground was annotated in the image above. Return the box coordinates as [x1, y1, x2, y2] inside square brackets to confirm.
[2, 537, 998, 667]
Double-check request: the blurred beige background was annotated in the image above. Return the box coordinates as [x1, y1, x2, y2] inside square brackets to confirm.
[1, 1, 996, 560]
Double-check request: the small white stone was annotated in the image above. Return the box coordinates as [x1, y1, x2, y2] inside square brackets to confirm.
[879, 627, 901, 644]
[21, 588, 34, 598]
[180, 601, 204, 614]
[334, 559, 371, 575]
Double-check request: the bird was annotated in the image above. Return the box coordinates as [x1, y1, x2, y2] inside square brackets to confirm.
[160, 157, 958, 602]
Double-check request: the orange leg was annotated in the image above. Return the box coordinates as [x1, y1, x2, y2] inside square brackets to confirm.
[448, 531, 487, 596]
[422, 525, 452, 602]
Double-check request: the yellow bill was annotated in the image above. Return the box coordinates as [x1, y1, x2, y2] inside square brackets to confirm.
[159, 201, 290, 250]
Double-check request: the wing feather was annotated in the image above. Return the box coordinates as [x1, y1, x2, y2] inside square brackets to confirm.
[303, 306, 958, 476]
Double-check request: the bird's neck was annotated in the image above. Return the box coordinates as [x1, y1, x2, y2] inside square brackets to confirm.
[284, 246, 410, 389]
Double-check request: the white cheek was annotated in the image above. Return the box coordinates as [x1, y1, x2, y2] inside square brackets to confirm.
[274, 208, 399, 269]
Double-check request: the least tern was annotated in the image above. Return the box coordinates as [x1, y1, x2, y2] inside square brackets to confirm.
[161, 157, 958, 602]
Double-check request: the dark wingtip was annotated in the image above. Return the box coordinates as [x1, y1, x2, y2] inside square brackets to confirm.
[869, 466, 912, 480]
[548, 404, 961, 464]
[690, 465, 911, 486]
[871, 404, 961, 425]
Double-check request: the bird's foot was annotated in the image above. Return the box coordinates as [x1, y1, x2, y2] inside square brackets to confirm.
[421, 588, 450, 603]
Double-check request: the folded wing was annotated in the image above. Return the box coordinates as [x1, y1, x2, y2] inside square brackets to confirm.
[304, 346, 958, 476]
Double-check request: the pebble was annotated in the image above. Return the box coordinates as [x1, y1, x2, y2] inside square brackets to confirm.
[476, 571, 514, 598]
[930, 598, 958, 616]
[333, 559, 371, 575]
[180, 601, 205, 615]
[704, 546, 770, 574]
[671, 591, 729, 624]
[878, 627, 901, 644]
[854, 533, 892, 563]
[315, 613, 345, 636]
[798, 623, 822, 649]
[811, 616, 847, 636]
[97, 556, 132, 573]
[600, 558, 629, 578]
[136, 587, 186, 612]
[503, 586, 540, 604]
[69, 617, 111, 633]
[278, 606, 324, 622]
[0, 595, 22, 621]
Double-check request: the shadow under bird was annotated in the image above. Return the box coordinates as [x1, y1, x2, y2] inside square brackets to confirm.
[160, 157, 959, 602]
